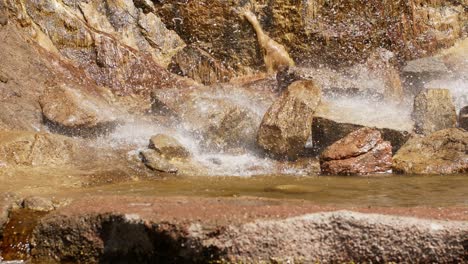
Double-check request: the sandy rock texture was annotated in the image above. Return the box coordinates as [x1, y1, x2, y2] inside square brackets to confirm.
[320, 128, 392, 175]
[393, 128, 468, 174]
[258, 80, 322, 159]
[413, 88, 457, 135]
[29, 196, 468, 263]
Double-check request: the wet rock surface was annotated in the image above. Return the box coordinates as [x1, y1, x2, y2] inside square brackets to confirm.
[413, 88, 457, 135]
[320, 128, 393, 175]
[258, 80, 322, 159]
[393, 128, 468, 174]
[169, 46, 234, 85]
[140, 150, 178, 174]
[149, 134, 190, 160]
[39, 85, 118, 137]
[312, 117, 411, 155]
[28, 196, 468, 264]
[402, 57, 451, 95]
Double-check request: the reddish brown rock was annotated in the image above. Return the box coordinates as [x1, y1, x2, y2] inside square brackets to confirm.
[320, 128, 392, 175]
[257, 80, 322, 159]
[28, 196, 468, 264]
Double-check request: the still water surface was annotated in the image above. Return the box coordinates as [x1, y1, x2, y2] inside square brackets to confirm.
[85, 174, 468, 207]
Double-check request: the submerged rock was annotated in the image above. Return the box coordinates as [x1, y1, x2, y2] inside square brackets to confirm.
[39, 85, 118, 137]
[393, 128, 468, 174]
[320, 128, 392, 175]
[459, 106, 468, 131]
[257, 80, 322, 159]
[140, 150, 178, 174]
[412, 88, 457, 135]
[149, 134, 190, 160]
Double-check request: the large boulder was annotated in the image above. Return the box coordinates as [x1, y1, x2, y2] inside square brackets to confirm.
[412, 88, 457, 135]
[149, 134, 190, 160]
[257, 80, 322, 159]
[39, 85, 118, 137]
[459, 106, 468, 131]
[393, 128, 468, 174]
[320, 128, 392, 175]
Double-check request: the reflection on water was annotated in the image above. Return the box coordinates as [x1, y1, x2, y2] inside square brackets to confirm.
[83, 174, 468, 208]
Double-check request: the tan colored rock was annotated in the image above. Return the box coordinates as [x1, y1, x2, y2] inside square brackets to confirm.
[393, 128, 468, 174]
[140, 149, 178, 174]
[412, 88, 457, 135]
[320, 128, 392, 175]
[459, 106, 468, 131]
[138, 11, 186, 67]
[169, 46, 233, 85]
[0, 0, 7, 26]
[0, 131, 88, 167]
[258, 80, 322, 159]
[39, 85, 118, 137]
[149, 134, 190, 160]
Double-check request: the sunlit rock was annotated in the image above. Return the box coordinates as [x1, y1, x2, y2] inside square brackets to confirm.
[412, 88, 457, 135]
[0, 131, 90, 167]
[320, 128, 392, 175]
[393, 128, 468, 174]
[139, 150, 178, 174]
[39, 84, 118, 137]
[168, 46, 234, 85]
[149, 134, 190, 160]
[459, 106, 468, 131]
[258, 80, 322, 160]
[312, 98, 413, 155]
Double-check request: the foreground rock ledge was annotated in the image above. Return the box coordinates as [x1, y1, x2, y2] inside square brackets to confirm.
[29, 197, 468, 263]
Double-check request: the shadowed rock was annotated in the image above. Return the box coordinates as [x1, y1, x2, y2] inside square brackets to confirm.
[393, 128, 468, 174]
[320, 128, 392, 175]
[412, 88, 457, 135]
[312, 117, 411, 155]
[258, 80, 322, 160]
[459, 106, 468, 131]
